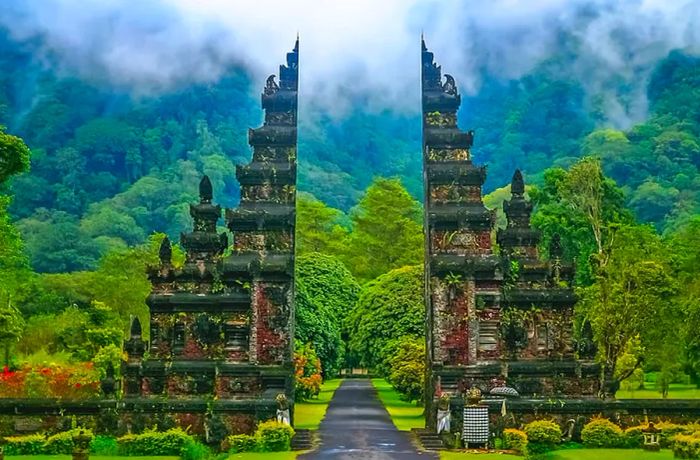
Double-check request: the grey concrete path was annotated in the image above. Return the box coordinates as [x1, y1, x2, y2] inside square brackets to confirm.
[299, 379, 438, 460]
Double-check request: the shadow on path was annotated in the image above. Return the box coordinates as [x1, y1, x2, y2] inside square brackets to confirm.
[299, 379, 437, 460]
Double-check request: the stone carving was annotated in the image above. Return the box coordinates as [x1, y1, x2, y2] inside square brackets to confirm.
[264, 75, 279, 95]
[436, 393, 451, 434]
[276, 393, 290, 425]
[442, 74, 457, 95]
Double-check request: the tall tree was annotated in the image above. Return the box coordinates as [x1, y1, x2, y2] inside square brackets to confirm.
[343, 178, 423, 282]
[296, 193, 349, 256]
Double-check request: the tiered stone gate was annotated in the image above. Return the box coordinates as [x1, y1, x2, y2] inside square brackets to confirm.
[2, 37, 700, 445]
[422, 38, 601, 435]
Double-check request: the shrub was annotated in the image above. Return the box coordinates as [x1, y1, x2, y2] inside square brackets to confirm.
[180, 440, 210, 460]
[672, 433, 700, 459]
[657, 422, 691, 448]
[524, 420, 562, 454]
[90, 435, 119, 455]
[3, 434, 46, 455]
[255, 420, 295, 452]
[503, 428, 528, 455]
[385, 336, 425, 403]
[228, 434, 258, 453]
[117, 427, 194, 456]
[294, 342, 323, 401]
[581, 418, 623, 448]
[44, 429, 94, 454]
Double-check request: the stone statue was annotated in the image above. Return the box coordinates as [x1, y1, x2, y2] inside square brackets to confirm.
[276, 393, 290, 425]
[466, 386, 482, 406]
[436, 393, 451, 434]
[72, 430, 92, 460]
[265, 75, 280, 95]
[442, 74, 457, 95]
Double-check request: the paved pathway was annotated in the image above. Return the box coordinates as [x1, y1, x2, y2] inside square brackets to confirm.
[299, 379, 437, 460]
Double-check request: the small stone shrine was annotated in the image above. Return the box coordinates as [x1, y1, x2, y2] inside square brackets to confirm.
[421, 38, 600, 434]
[122, 39, 299, 437]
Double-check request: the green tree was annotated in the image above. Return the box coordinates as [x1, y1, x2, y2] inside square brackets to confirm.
[345, 265, 424, 369]
[296, 193, 349, 256]
[343, 178, 423, 282]
[0, 126, 30, 184]
[385, 336, 425, 403]
[578, 225, 679, 397]
[0, 292, 24, 366]
[295, 253, 359, 376]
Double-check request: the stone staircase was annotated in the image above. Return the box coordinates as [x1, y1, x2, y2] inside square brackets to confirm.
[411, 428, 445, 451]
[291, 429, 314, 450]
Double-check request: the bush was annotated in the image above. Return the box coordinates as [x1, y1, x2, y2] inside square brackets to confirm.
[255, 420, 295, 452]
[44, 429, 94, 454]
[90, 435, 119, 455]
[3, 434, 46, 455]
[524, 420, 562, 454]
[180, 440, 210, 460]
[503, 428, 528, 455]
[672, 433, 700, 459]
[385, 336, 425, 402]
[657, 422, 691, 448]
[117, 427, 194, 456]
[227, 434, 258, 453]
[581, 418, 623, 448]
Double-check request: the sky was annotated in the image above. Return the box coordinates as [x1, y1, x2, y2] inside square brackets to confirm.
[1, 0, 700, 125]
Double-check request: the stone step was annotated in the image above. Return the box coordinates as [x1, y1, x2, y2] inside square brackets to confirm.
[291, 429, 314, 451]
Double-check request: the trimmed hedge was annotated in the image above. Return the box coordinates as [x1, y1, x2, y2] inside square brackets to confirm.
[228, 434, 258, 453]
[673, 433, 700, 459]
[524, 420, 561, 454]
[4, 429, 94, 455]
[503, 428, 528, 455]
[255, 420, 295, 452]
[581, 418, 623, 448]
[117, 427, 194, 456]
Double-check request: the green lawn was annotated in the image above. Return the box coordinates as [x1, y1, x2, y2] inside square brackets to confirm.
[617, 382, 700, 399]
[6, 457, 178, 460]
[293, 378, 343, 430]
[6, 454, 297, 460]
[371, 378, 424, 431]
[228, 453, 298, 459]
[440, 449, 674, 459]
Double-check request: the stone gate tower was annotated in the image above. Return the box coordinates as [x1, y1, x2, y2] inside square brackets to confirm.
[421, 39, 599, 432]
[123, 39, 299, 438]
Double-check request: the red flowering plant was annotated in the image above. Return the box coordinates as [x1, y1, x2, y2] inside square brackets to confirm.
[0, 363, 100, 399]
[293, 342, 322, 401]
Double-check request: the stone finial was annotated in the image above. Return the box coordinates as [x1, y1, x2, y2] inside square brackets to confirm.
[550, 233, 563, 259]
[199, 175, 213, 203]
[159, 236, 172, 266]
[130, 317, 142, 339]
[511, 169, 525, 196]
[100, 362, 116, 396]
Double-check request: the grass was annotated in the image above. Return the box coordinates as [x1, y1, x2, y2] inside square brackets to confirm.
[6, 457, 179, 460]
[228, 452, 298, 459]
[439, 449, 674, 459]
[371, 378, 424, 431]
[293, 378, 343, 430]
[617, 382, 700, 399]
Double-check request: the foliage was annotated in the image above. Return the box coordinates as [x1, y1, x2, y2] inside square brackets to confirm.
[0, 126, 30, 184]
[254, 420, 295, 452]
[117, 427, 195, 456]
[296, 193, 349, 256]
[342, 178, 423, 282]
[523, 420, 562, 454]
[294, 342, 323, 401]
[179, 439, 210, 460]
[3, 429, 94, 455]
[227, 434, 258, 453]
[581, 418, 624, 448]
[345, 265, 424, 370]
[672, 433, 700, 459]
[0, 362, 100, 398]
[503, 428, 528, 455]
[295, 252, 359, 376]
[384, 335, 425, 403]
[90, 435, 119, 456]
